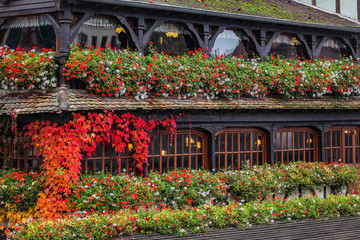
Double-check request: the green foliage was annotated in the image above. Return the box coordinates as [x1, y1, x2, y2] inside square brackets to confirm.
[10, 195, 360, 239]
[0, 169, 41, 212]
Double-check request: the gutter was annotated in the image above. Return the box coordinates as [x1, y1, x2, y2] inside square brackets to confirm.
[79, 0, 360, 34]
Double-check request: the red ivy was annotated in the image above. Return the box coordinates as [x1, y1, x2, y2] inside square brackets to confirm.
[24, 111, 176, 219]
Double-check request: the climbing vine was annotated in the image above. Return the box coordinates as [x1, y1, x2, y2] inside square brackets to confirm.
[24, 111, 176, 219]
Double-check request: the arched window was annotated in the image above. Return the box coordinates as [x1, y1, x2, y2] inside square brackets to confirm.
[319, 38, 349, 60]
[274, 128, 319, 163]
[145, 22, 195, 55]
[270, 34, 306, 59]
[325, 126, 360, 164]
[75, 16, 128, 49]
[0, 16, 56, 50]
[148, 129, 208, 172]
[215, 128, 267, 170]
[210, 29, 254, 58]
[81, 143, 132, 174]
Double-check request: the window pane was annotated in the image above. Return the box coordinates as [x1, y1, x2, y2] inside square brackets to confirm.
[299, 132, 304, 149]
[276, 133, 281, 150]
[177, 134, 183, 154]
[227, 153, 233, 169]
[233, 154, 239, 169]
[198, 155, 203, 170]
[233, 133, 238, 151]
[95, 159, 102, 172]
[240, 133, 245, 151]
[191, 155, 196, 169]
[177, 156, 183, 169]
[288, 132, 293, 149]
[305, 132, 310, 148]
[227, 133, 232, 152]
[282, 132, 287, 149]
[191, 134, 196, 153]
[183, 155, 189, 169]
[162, 157, 167, 172]
[196, 136, 203, 153]
[153, 135, 160, 155]
[246, 133, 251, 151]
[153, 157, 160, 171]
[105, 159, 111, 172]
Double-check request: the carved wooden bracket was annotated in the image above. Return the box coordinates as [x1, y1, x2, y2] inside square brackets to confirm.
[70, 13, 94, 42]
[43, 14, 60, 37]
[244, 29, 279, 60]
[314, 36, 328, 58]
[208, 26, 226, 51]
[296, 34, 312, 59]
[342, 37, 357, 58]
[141, 19, 164, 50]
[185, 23, 226, 52]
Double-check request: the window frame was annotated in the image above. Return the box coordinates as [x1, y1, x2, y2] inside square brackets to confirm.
[82, 142, 132, 174]
[325, 126, 360, 164]
[215, 128, 267, 170]
[274, 127, 319, 163]
[148, 129, 208, 172]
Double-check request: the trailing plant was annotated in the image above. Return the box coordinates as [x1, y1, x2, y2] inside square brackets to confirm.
[24, 111, 176, 219]
[0, 47, 56, 91]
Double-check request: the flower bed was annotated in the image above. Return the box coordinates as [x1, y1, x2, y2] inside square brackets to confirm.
[64, 44, 360, 99]
[1, 162, 356, 220]
[0, 47, 57, 91]
[7, 195, 360, 239]
[1, 162, 358, 238]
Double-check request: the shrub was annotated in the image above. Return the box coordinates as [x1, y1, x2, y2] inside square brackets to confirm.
[64, 45, 360, 99]
[9, 195, 360, 239]
[0, 47, 57, 91]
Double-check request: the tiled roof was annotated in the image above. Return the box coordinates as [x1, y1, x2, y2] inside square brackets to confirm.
[1, 88, 360, 115]
[80, 0, 360, 28]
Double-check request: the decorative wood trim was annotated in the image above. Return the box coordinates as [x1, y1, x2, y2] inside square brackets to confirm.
[115, 16, 139, 49]
[70, 12, 94, 42]
[208, 26, 226, 52]
[296, 33, 313, 58]
[43, 13, 60, 37]
[314, 36, 329, 58]
[142, 19, 164, 49]
[341, 37, 357, 58]
[185, 22, 205, 49]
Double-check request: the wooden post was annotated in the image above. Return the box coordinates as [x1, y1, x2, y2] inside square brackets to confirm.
[135, 18, 146, 55]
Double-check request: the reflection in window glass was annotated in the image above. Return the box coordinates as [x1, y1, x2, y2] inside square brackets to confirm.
[0, 16, 56, 50]
[274, 128, 318, 163]
[146, 23, 194, 55]
[75, 16, 127, 49]
[210, 30, 252, 58]
[215, 129, 266, 170]
[270, 34, 305, 58]
[319, 38, 349, 60]
[148, 130, 207, 172]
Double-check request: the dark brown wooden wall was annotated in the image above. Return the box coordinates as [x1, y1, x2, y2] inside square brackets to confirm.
[0, 0, 57, 18]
